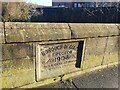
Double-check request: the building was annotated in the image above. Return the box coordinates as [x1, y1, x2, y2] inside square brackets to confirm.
[52, 0, 84, 7]
[52, 0, 118, 8]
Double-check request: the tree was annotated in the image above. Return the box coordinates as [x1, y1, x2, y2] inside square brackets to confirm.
[2, 2, 40, 22]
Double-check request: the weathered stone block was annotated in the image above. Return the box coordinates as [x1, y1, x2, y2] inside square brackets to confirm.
[0, 22, 5, 43]
[69, 23, 118, 39]
[108, 24, 119, 36]
[69, 23, 91, 38]
[118, 24, 120, 31]
[2, 43, 33, 60]
[118, 36, 120, 62]
[96, 24, 110, 36]
[36, 41, 84, 81]
[1, 58, 35, 88]
[82, 37, 107, 70]
[0, 22, 3, 28]
[5, 28, 71, 43]
[5, 22, 71, 43]
[5, 22, 69, 29]
[102, 36, 118, 65]
[0, 44, 2, 62]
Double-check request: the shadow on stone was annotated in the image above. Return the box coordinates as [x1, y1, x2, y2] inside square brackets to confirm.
[75, 41, 84, 68]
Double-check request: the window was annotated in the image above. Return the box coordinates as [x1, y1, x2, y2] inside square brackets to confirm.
[78, 3, 81, 7]
[74, 3, 77, 7]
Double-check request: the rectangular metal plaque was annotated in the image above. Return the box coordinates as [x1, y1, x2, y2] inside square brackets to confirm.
[36, 41, 84, 80]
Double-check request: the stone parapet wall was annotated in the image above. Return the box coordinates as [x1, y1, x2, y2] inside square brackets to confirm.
[4, 22, 119, 43]
[5, 22, 71, 43]
[0, 22, 119, 88]
[69, 23, 119, 38]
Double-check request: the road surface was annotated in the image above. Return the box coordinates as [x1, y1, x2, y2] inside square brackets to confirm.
[38, 64, 118, 89]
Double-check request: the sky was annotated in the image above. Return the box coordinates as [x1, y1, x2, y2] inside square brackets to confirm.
[26, 0, 52, 6]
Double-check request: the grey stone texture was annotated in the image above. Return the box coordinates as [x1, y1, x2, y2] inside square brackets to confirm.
[118, 25, 120, 63]
[1, 23, 119, 43]
[5, 22, 69, 29]
[5, 22, 71, 43]
[1, 43, 33, 60]
[0, 22, 4, 43]
[1, 22, 119, 88]
[1, 43, 35, 88]
[82, 37, 107, 70]
[69, 23, 119, 39]
[102, 36, 118, 65]
[2, 58, 35, 88]
[108, 24, 119, 36]
[36, 42, 82, 81]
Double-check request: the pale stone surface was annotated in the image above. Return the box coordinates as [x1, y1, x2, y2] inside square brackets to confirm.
[108, 25, 119, 36]
[0, 22, 3, 28]
[36, 41, 84, 81]
[1, 43, 33, 60]
[70, 24, 90, 38]
[1, 58, 35, 88]
[1, 43, 35, 88]
[5, 22, 71, 43]
[5, 22, 69, 29]
[117, 24, 120, 62]
[82, 37, 107, 70]
[1, 22, 119, 88]
[5, 28, 71, 43]
[102, 36, 118, 65]
[118, 24, 120, 31]
[4, 23, 119, 43]
[0, 22, 5, 43]
[69, 23, 119, 39]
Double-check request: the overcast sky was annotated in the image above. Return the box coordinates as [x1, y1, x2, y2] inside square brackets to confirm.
[1, 0, 119, 3]
[26, 0, 52, 6]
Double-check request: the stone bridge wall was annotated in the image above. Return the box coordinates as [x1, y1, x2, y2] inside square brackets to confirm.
[0, 22, 119, 88]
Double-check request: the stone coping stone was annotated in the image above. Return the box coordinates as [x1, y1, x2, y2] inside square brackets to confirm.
[69, 23, 119, 39]
[5, 22, 71, 43]
[5, 28, 71, 43]
[4, 23, 120, 43]
[5, 22, 69, 29]
[118, 24, 120, 35]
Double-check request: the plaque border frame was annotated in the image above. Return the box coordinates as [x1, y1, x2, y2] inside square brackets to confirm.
[35, 39, 86, 81]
